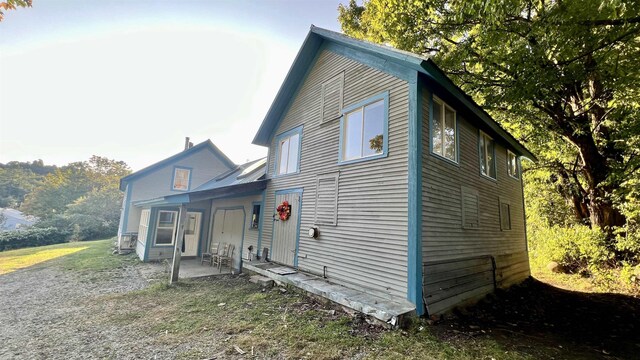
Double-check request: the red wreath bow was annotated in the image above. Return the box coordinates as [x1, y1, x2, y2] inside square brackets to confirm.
[276, 200, 291, 221]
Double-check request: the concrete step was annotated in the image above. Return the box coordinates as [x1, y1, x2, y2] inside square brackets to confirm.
[249, 275, 274, 288]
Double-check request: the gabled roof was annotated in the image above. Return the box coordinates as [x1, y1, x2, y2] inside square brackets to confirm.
[132, 158, 268, 207]
[119, 140, 236, 191]
[252, 26, 536, 161]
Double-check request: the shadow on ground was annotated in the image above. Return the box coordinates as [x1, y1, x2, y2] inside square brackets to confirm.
[435, 278, 640, 359]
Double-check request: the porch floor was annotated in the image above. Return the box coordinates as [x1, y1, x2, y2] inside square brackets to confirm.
[178, 259, 232, 279]
[243, 261, 416, 326]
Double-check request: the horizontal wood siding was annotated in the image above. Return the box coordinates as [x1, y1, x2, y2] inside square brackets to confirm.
[125, 148, 233, 233]
[262, 49, 410, 299]
[421, 88, 530, 314]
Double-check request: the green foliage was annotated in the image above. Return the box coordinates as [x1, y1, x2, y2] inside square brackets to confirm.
[338, 0, 640, 232]
[529, 223, 612, 274]
[0, 227, 70, 252]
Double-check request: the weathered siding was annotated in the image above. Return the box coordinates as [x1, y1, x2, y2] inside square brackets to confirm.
[420, 87, 529, 314]
[207, 195, 263, 271]
[124, 148, 233, 233]
[146, 200, 212, 261]
[262, 48, 410, 299]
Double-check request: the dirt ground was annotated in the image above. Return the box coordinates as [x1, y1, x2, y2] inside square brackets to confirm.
[2, 250, 640, 359]
[438, 278, 640, 359]
[0, 261, 166, 360]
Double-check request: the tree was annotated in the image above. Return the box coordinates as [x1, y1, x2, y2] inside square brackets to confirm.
[0, 0, 32, 21]
[339, 0, 640, 233]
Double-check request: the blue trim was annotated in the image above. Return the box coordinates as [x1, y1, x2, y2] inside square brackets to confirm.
[323, 42, 414, 81]
[478, 130, 498, 181]
[170, 166, 192, 192]
[212, 206, 246, 271]
[120, 183, 133, 236]
[338, 91, 389, 166]
[273, 125, 303, 177]
[119, 140, 236, 190]
[132, 194, 190, 207]
[429, 95, 460, 167]
[256, 191, 266, 256]
[270, 188, 304, 266]
[407, 74, 424, 316]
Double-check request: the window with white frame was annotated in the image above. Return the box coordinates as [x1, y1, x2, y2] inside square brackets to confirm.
[172, 167, 191, 191]
[155, 210, 177, 245]
[507, 150, 519, 179]
[479, 131, 496, 179]
[340, 92, 388, 162]
[276, 128, 301, 175]
[432, 97, 457, 162]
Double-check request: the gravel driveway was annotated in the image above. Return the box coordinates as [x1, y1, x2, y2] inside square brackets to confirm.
[0, 261, 169, 360]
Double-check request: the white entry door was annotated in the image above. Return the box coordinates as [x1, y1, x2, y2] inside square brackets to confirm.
[183, 212, 201, 257]
[210, 209, 245, 267]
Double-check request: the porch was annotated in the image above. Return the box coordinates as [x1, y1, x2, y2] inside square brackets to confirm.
[178, 259, 233, 279]
[243, 261, 416, 327]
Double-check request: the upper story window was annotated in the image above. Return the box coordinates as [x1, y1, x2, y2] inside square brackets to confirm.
[431, 96, 458, 163]
[172, 167, 191, 191]
[479, 131, 496, 179]
[339, 91, 389, 164]
[507, 150, 519, 179]
[275, 126, 303, 176]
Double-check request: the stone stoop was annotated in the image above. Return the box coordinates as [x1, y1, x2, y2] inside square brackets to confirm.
[243, 261, 416, 328]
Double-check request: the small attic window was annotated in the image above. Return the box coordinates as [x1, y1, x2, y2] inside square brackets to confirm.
[172, 167, 191, 191]
[320, 72, 344, 123]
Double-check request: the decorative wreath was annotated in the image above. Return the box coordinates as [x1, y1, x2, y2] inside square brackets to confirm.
[276, 200, 291, 221]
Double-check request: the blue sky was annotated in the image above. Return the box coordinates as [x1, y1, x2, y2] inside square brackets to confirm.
[0, 0, 343, 170]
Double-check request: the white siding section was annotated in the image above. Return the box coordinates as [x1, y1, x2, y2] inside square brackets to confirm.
[420, 88, 530, 314]
[262, 49, 410, 299]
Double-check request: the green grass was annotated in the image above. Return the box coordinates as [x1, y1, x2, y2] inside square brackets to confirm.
[97, 277, 535, 360]
[0, 239, 139, 275]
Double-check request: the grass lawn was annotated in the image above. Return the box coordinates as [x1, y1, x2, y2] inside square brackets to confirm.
[2, 240, 638, 359]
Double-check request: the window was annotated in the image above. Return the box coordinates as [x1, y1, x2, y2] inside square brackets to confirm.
[321, 72, 344, 123]
[431, 97, 458, 162]
[137, 209, 151, 244]
[155, 210, 177, 245]
[461, 186, 480, 229]
[499, 198, 512, 230]
[276, 126, 302, 176]
[185, 213, 197, 235]
[172, 167, 191, 191]
[314, 172, 339, 226]
[507, 150, 519, 179]
[340, 92, 389, 163]
[479, 131, 496, 179]
[250, 203, 261, 229]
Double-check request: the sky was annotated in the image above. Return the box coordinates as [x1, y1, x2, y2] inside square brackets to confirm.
[0, 0, 343, 171]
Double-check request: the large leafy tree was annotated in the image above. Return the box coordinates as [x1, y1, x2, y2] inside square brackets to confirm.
[339, 0, 640, 233]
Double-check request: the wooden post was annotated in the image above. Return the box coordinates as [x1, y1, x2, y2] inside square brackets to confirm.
[170, 204, 188, 284]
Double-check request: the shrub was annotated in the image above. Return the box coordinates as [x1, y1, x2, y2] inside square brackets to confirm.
[0, 227, 70, 251]
[529, 224, 613, 275]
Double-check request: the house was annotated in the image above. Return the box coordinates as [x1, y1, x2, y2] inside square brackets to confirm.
[0, 208, 36, 231]
[117, 139, 237, 260]
[119, 26, 535, 317]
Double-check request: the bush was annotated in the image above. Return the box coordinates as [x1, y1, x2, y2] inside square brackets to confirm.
[529, 224, 613, 275]
[0, 227, 70, 251]
[35, 213, 118, 242]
